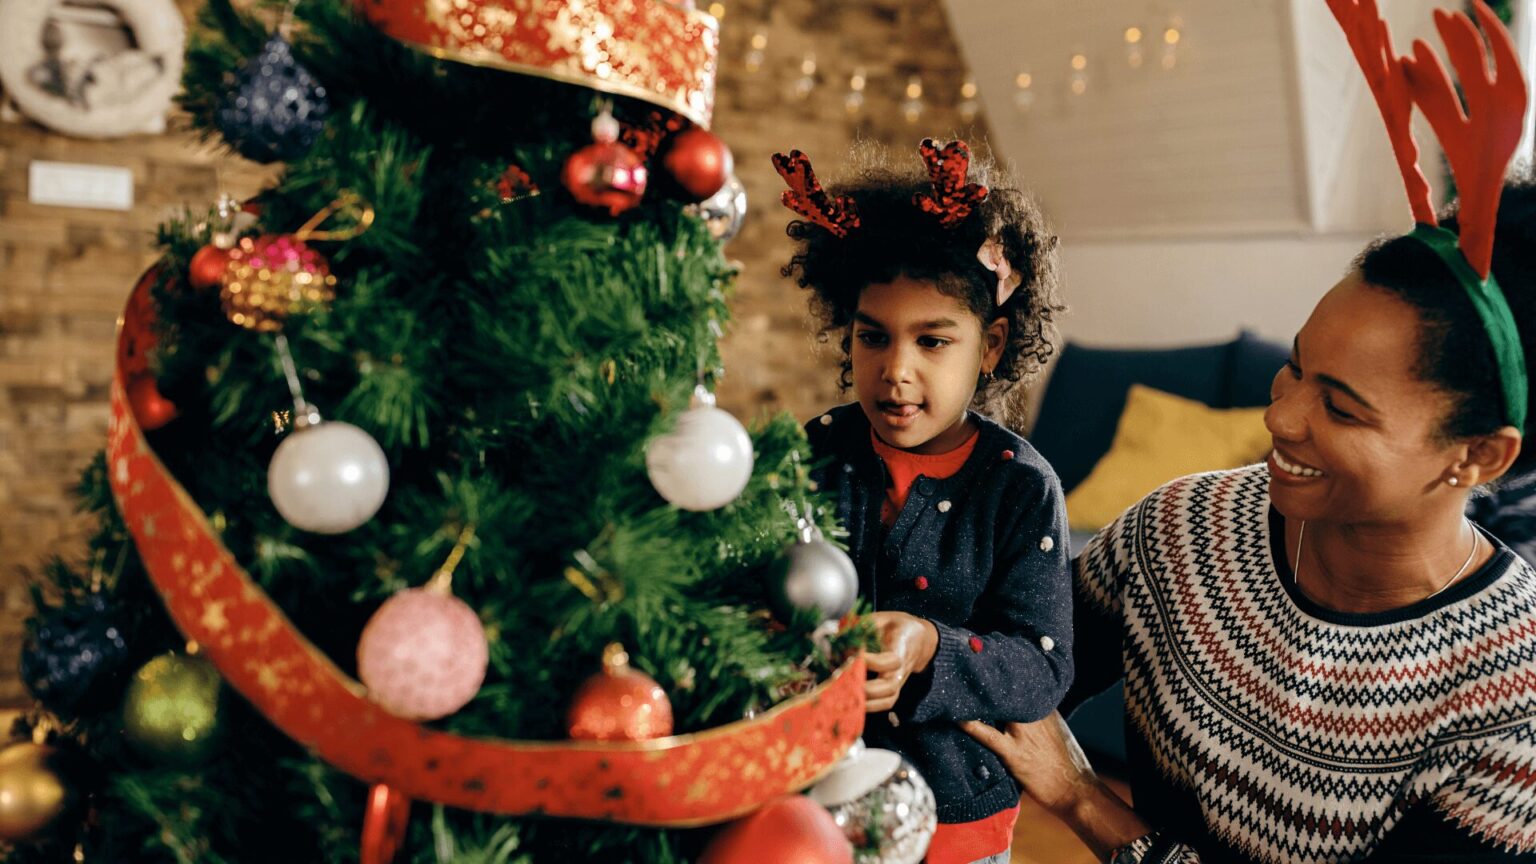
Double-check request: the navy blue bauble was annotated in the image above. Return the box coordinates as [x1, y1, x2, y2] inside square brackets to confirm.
[216, 36, 329, 164]
[21, 593, 129, 713]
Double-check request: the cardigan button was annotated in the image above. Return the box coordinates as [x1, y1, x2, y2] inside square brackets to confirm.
[1000, 449, 1015, 461]
[819, 413, 834, 426]
[842, 463, 854, 474]
[1039, 536, 1055, 552]
[974, 764, 991, 781]
[915, 478, 937, 495]
[937, 500, 952, 513]
[1040, 635, 1056, 652]
[968, 636, 984, 653]
[914, 576, 930, 591]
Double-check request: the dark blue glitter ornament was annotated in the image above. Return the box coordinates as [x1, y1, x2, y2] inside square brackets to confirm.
[216, 36, 329, 164]
[21, 593, 129, 713]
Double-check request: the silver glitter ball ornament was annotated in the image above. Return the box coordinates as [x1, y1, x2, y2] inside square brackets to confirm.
[688, 172, 747, 243]
[768, 518, 858, 623]
[808, 739, 937, 864]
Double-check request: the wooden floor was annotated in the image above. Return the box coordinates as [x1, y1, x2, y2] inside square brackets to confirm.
[1010, 777, 1131, 864]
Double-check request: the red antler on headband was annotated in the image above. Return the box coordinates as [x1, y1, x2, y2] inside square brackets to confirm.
[1326, 0, 1437, 226]
[1401, 1, 1528, 279]
[913, 139, 989, 228]
[772, 150, 862, 238]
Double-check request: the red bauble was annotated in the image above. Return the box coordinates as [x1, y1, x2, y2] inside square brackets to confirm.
[565, 643, 673, 741]
[119, 265, 164, 379]
[496, 164, 539, 203]
[661, 128, 732, 203]
[127, 375, 178, 431]
[562, 142, 648, 216]
[699, 796, 853, 864]
[188, 245, 230, 290]
[360, 783, 411, 864]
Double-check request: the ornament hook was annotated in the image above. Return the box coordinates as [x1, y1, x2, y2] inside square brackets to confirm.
[295, 191, 376, 242]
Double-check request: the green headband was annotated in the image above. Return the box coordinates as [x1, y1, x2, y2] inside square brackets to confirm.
[1408, 224, 1527, 434]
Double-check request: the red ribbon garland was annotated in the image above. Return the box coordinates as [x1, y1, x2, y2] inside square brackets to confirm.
[108, 267, 865, 825]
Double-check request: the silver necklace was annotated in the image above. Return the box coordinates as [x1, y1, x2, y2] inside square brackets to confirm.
[1294, 519, 1480, 602]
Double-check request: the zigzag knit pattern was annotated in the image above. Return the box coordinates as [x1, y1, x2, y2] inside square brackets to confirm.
[1079, 465, 1536, 862]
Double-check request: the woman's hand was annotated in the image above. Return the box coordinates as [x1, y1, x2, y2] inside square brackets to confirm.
[961, 712, 1095, 813]
[863, 611, 939, 713]
[962, 713, 1149, 857]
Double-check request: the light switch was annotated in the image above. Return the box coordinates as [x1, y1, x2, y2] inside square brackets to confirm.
[28, 161, 134, 211]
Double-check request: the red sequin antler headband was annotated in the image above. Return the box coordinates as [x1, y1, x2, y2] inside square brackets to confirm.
[1328, 0, 1528, 430]
[773, 140, 1024, 305]
[913, 138, 989, 227]
[771, 150, 861, 238]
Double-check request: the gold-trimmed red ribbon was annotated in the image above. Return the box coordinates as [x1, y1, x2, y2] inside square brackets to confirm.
[108, 268, 864, 824]
[355, 0, 719, 129]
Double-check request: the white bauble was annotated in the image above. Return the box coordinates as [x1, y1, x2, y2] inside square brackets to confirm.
[645, 387, 754, 511]
[268, 420, 389, 533]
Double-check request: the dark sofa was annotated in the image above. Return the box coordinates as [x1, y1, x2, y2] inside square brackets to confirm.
[1025, 330, 1289, 770]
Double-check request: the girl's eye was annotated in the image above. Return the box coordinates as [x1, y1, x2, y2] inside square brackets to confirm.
[855, 331, 887, 347]
[1323, 396, 1355, 421]
[918, 336, 951, 349]
[1284, 358, 1302, 379]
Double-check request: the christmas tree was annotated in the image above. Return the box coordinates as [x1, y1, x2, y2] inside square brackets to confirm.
[4, 0, 876, 860]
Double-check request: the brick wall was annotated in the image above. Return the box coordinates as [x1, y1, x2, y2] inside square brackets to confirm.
[0, 0, 984, 704]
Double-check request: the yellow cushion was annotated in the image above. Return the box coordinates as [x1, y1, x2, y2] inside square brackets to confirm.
[1064, 385, 1272, 530]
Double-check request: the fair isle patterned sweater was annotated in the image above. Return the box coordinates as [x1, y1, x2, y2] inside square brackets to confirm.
[1070, 465, 1536, 863]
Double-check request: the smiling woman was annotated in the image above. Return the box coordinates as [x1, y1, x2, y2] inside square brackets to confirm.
[963, 174, 1536, 864]
[959, 0, 1536, 854]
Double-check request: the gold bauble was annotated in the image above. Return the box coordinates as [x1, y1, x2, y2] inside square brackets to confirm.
[218, 234, 337, 332]
[0, 742, 83, 841]
[122, 653, 222, 767]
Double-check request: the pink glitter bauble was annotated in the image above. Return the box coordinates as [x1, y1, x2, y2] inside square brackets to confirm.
[356, 588, 488, 721]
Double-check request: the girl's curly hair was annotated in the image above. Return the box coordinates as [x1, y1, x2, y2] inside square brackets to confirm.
[780, 142, 1064, 426]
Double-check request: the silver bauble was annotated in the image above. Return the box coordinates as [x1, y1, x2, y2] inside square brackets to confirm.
[768, 519, 858, 623]
[689, 172, 747, 243]
[808, 739, 937, 864]
[645, 386, 754, 511]
[268, 418, 390, 534]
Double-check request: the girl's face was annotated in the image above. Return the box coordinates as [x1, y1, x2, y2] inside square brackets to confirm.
[851, 276, 1007, 454]
[1265, 275, 1463, 526]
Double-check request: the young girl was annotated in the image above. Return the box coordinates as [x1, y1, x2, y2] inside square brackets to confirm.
[776, 140, 1073, 864]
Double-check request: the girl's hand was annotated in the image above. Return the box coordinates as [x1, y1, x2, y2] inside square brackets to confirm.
[960, 712, 1095, 814]
[864, 611, 939, 713]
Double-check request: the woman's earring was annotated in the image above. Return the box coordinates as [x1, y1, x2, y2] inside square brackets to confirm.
[1448, 476, 1460, 487]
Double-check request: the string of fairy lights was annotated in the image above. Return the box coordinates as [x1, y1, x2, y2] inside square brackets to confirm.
[708, 0, 1187, 126]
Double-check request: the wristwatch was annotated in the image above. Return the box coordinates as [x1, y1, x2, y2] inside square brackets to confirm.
[1108, 831, 1201, 864]
[1108, 833, 1160, 864]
